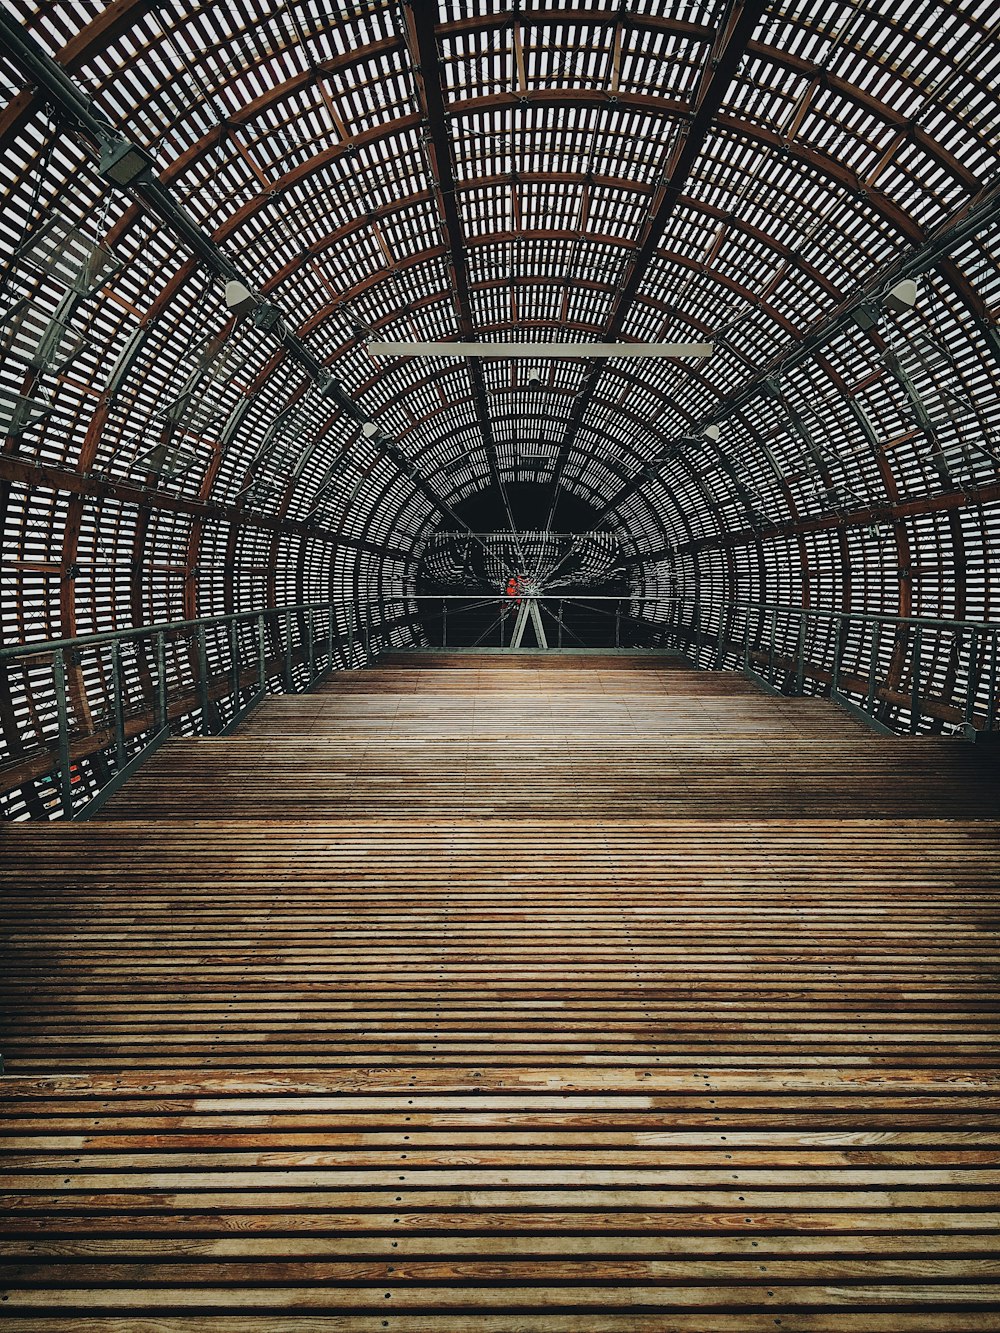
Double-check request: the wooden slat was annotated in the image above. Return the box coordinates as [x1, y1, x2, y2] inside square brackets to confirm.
[1, 652, 999, 1326]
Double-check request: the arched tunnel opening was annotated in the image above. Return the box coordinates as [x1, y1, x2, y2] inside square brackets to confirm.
[414, 484, 636, 648]
[0, 0, 996, 807]
[2, 2, 1000, 1327]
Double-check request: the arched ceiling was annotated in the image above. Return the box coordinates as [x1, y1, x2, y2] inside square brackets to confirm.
[1, 0, 999, 654]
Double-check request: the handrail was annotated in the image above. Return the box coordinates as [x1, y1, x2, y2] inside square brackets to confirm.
[5, 593, 997, 660]
[3, 593, 997, 822]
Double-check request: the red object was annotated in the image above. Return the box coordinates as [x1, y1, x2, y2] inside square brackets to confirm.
[506, 575, 526, 604]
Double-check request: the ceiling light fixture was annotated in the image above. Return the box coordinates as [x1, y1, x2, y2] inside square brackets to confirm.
[884, 278, 919, 314]
[224, 280, 256, 316]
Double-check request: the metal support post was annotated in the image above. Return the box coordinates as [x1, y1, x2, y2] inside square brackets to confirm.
[615, 604, 621, 648]
[558, 599, 564, 648]
[229, 620, 241, 711]
[831, 614, 843, 696]
[257, 615, 267, 694]
[53, 648, 73, 819]
[965, 628, 979, 729]
[327, 607, 334, 672]
[795, 612, 806, 695]
[910, 625, 922, 733]
[715, 614, 725, 669]
[197, 625, 212, 735]
[307, 609, 315, 677]
[989, 630, 998, 732]
[442, 599, 448, 647]
[767, 608, 777, 685]
[155, 631, 168, 732]
[111, 641, 125, 765]
[866, 622, 879, 714]
[347, 611, 354, 668]
[284, 609, 293, 690]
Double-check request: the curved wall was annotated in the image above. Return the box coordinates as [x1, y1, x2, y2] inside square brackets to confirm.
[1, 0, 999, 812]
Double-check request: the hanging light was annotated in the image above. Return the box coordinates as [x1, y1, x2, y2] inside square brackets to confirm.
[224, 280, 255, 316]
[703, 424, 721, 442]
[884, 278, 919, 314]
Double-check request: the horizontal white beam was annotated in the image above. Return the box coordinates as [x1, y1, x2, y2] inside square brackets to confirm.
[367, 340, 714, 359]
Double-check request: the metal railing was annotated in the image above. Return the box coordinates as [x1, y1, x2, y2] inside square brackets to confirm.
[650, 597, 1000, 739]
[3, 593, 997, 821]
[405, 594, 1000, 736]
[0, 599, 396, 822]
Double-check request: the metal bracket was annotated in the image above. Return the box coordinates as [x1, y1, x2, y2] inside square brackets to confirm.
[742, 664, 785, 696]
[217, 687, 267, 737]
[830, 688, 895, 736]
[71, 726, 170, 821]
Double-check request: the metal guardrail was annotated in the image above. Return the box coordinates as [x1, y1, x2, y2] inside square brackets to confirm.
[0, 601, 390, 822]
[2, 593, 997, 820]
[650, 597, 1000, 739]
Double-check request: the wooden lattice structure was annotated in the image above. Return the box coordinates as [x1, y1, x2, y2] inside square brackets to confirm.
[1, 0, 999, 816]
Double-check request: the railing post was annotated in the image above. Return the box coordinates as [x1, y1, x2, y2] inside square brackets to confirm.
[795, 612, 806, 695]
[347, 610, 354, 668]
[257, 615, 266, 694]
[53, 648, 73, 819]
[229, 620, 240, 711]
[155, 631, 167, 732]
[965, 628, 979, 730]
[558, 599, 564, 648]
[767, 608, 777, 685]
[989, 629, 998, 732]
[197, 624, 212, 735]
[715, 613, 724, 669]
[442, 599, 448, 648]
[111, 641, 125, 765]
[866, 621, 879, 715]
[307, 608, 315, 677]
[831, 614, 843, 696]
[284, 609, 293, 690]
[327, 605, 334, 672]
[910, 625, 922, 734]
[615, 603, 621, 648]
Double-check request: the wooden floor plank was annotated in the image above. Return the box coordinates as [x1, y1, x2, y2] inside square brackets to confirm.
[2, 652, 999, 1325]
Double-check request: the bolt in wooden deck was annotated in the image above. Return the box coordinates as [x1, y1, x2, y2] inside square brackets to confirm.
[1, 652, 999, 1329]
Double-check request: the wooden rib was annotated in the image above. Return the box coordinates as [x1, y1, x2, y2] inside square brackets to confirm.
[1, 652, 999, 1325]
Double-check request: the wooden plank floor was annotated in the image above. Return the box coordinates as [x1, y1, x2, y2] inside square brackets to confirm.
[2, 652, 999, 1329]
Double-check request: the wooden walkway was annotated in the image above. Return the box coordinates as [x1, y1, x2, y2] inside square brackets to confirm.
[2, 651, 999, 1329]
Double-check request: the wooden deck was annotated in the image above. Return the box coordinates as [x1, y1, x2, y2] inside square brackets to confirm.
[2, 652, 999, 1329]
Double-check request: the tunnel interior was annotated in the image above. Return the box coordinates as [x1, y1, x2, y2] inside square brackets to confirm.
[0, 0, 998, 815]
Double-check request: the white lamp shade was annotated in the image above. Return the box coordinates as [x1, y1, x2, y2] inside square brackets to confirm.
[224, 280, 255, 315]
[884, 278, 918, 314]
